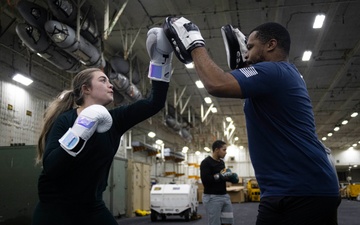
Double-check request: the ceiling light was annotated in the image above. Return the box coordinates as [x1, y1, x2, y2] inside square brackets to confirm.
[313, 14, 325, 29]
[204, 147, 210, 152]
[195, 151, 200, 155]
[211, 107, 217, 113]
[302, 51, 312, 61]
[185, 62, 194, 69]
[195, 80, 204, 88]
[334, 126, 340, 132]
[234, 137, 239, 141]
[353, 143, 357, 147]
[322, 137, 327, 141]
[354, 165, 358, 168]
[148, 131, 156, 138]
[341, 120, 348, 125]
[204, 97, 212, 104]
[351, 112, 358, 118]
[13, 73, 33, 86]
[327, 133, 333, 137]
[155, 139, 163, 145]
[226, 117, 232, 122]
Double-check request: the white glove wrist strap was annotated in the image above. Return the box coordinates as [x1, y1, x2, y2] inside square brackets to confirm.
[58, 128, 86, 157]
[148, 61, 172, 82]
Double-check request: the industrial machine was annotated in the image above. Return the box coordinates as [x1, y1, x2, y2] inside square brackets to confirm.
[246, 179, 261, 202]
[150, 184, 198, 221]
[346, 183, 360, 200]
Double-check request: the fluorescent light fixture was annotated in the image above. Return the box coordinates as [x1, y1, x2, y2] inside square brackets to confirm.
[185, 62, 194, 69]
[182, 146, 189, 153]
[341, 120, 348, 125]
[204, 147, 210, 152]
[351, 112, 358, 118]
[313, 14, 325, 29]
[13, 73, 33, 86]
[195, 80, 204, 88]
[211, 107, 217, 113]
[334, 126, 340, 132]
[327, 132, 333, 137]
[322, 137, 327, 141]
[204, 97, 212, 104]
[148, 131, 156, 138]
[302, 51, 312, 61]
[155, 139, 163, 145]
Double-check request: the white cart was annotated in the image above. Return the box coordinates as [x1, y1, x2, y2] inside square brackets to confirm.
[150, 184, 198, 222]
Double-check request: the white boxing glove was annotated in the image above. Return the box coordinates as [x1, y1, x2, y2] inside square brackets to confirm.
[59, 104, 113, 157]
[147, 27, 173, 82]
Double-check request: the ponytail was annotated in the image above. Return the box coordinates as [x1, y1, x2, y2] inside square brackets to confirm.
[36, 90, 75, 164]
[36, 67, 99, 164]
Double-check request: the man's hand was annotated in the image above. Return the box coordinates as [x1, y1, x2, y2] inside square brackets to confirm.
[214, 168, 233, 181]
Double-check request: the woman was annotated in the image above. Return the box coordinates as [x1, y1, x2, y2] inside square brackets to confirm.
[31, 65, 169, 224]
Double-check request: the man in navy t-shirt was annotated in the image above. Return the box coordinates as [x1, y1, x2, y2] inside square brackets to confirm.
[166, 18, 341, 225]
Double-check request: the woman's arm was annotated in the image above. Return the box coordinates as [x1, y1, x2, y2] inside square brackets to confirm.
[111, 80, 169, 134]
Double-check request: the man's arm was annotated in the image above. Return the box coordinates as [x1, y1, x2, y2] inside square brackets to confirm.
[191, 47, 244, 98]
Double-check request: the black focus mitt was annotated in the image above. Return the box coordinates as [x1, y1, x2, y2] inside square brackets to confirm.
[163, 16, 205, 64]
[221, 24, 247, 69]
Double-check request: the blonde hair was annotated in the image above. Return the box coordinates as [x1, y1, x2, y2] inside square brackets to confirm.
[36, 68, 101, 164]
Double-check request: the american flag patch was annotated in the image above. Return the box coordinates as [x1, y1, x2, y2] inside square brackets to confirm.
[239, 66, 258, 77]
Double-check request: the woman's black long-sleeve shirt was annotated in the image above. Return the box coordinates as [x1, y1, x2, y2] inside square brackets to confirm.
[200, 156, 227, 195]
[38, 81, 168, 206]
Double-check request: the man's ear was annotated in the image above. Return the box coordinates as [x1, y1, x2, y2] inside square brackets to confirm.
[267, 39, 277, 51]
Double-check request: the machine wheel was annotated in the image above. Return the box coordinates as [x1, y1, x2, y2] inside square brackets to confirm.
[184, 208, 190, 222]
[150, 209, 157, 222]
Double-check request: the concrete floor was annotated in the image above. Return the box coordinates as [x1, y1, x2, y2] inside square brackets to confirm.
[116, 199, 360, 225]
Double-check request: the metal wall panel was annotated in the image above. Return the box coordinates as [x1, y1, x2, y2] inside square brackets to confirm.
[0, 146, 41, 225]
[104, 158, 128, 218]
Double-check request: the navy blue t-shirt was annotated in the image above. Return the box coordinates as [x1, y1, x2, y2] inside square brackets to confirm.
[230, 62, 339, 197]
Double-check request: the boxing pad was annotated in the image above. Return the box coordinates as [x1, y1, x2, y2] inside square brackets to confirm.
[163, 16, 205, 64]
[59, 104, 113, 156]
[221, 24, 247, 69]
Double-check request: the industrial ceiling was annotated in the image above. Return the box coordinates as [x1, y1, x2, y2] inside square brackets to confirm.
[1, 0, 359, 153]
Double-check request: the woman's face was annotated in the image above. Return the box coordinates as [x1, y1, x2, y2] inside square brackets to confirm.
[85, 71, 114, 106]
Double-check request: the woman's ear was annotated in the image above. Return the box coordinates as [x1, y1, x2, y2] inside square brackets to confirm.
[81, 84, 91, 95]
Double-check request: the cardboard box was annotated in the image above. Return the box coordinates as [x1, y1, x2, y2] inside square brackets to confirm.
[197, 183, 245, 203]
[226, 186, 245, 203]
